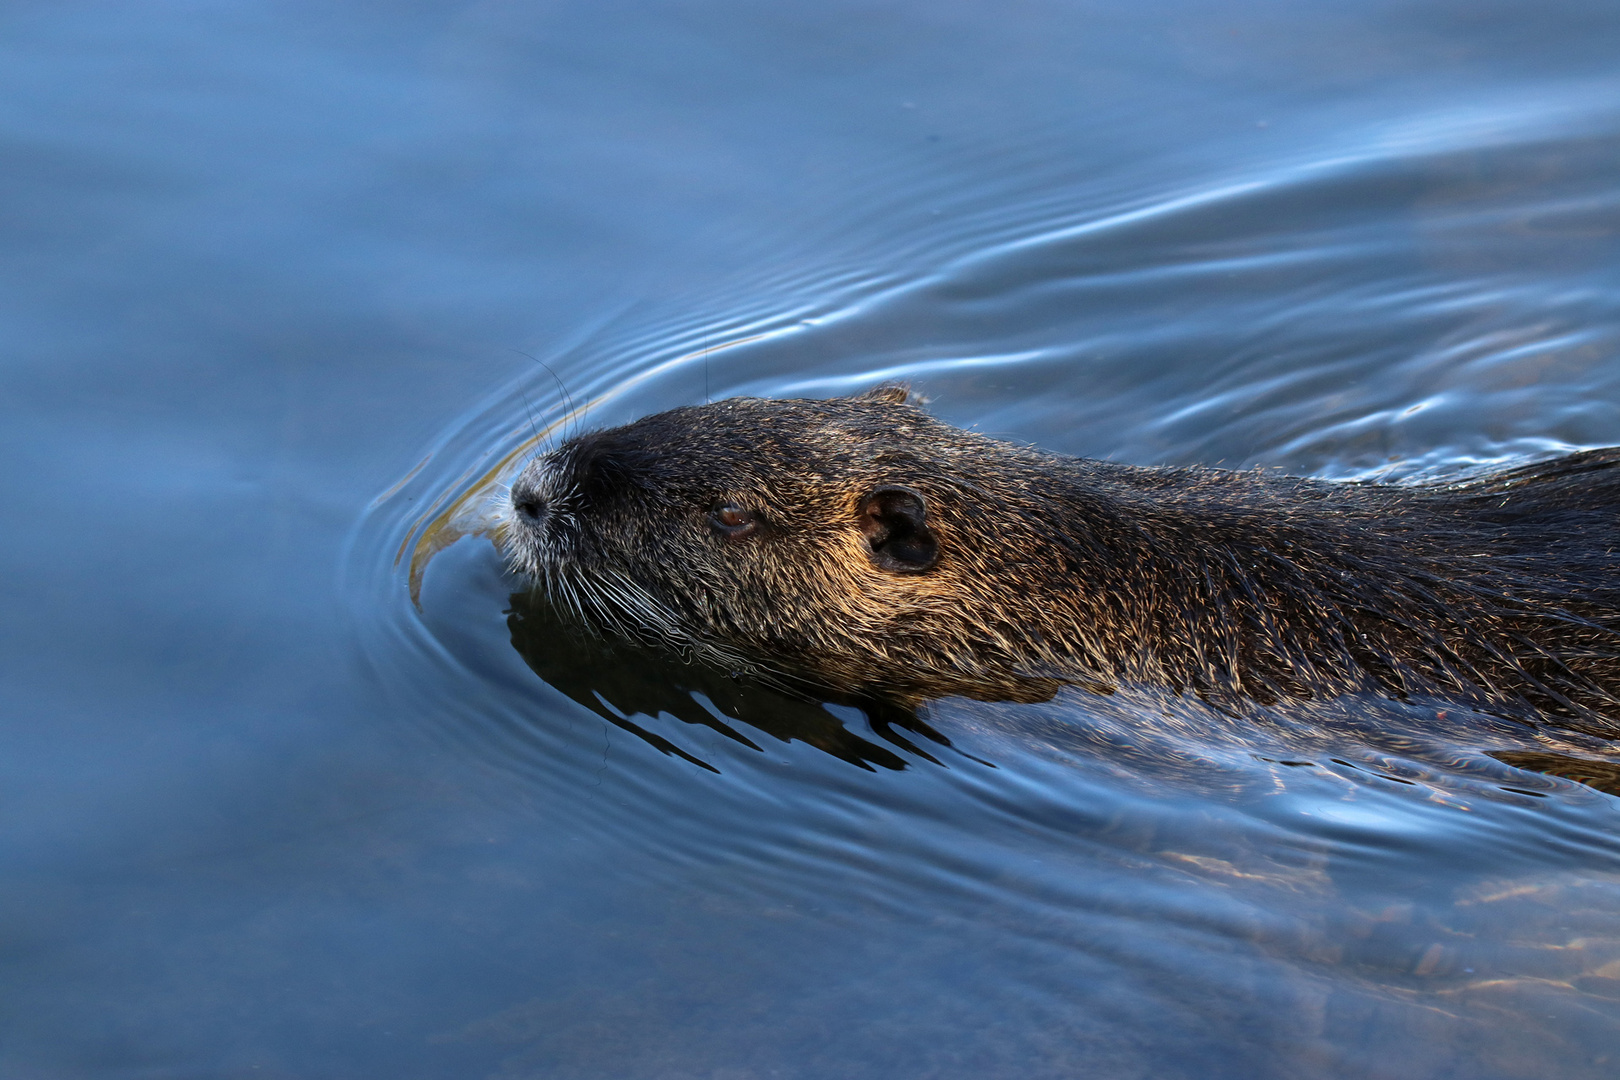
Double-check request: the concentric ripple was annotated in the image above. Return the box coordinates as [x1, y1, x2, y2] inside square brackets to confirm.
[343, 87, 1620, 1078]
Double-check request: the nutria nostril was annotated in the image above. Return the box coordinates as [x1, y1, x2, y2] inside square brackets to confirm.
[510, 486, 548, 523]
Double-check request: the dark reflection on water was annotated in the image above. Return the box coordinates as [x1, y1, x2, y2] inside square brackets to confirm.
[8, 1, 1620, 1078]
[506, 590, 941, 773]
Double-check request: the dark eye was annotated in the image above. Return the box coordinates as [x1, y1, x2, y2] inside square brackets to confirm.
[710, 502, 761, 538]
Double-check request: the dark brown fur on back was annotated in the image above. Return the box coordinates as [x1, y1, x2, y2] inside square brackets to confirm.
[501, 388, 1620, 737]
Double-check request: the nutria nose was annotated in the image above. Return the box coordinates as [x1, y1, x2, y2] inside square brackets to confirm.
[511, 484, 548, 524]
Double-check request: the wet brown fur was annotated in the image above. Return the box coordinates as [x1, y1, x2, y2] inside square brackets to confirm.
[501, 387, 1620, 738]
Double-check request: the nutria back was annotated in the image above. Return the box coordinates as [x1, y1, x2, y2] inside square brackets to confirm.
[500, 387, 1620, 738]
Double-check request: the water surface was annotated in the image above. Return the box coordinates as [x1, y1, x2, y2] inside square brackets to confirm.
[5, 2, 1620, 1077]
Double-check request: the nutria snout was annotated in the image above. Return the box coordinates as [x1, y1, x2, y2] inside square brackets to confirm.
[500, 386, 1620, 737]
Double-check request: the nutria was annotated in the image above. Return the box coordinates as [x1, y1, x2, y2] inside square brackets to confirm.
[499, 387, 1620, 738]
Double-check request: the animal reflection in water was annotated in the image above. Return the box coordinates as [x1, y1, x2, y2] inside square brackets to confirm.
[506, 588, 952, 773]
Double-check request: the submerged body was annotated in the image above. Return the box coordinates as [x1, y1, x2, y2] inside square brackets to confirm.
[501, 388, 1620, 737]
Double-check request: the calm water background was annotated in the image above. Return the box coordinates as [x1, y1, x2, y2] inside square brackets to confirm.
[6, 2, 1620, 1077]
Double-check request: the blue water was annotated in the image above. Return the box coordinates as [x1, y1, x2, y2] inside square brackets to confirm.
[5, 2, 1620, 1077]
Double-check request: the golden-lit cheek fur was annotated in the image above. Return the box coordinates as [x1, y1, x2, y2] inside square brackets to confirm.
[743, 522, 970, 650]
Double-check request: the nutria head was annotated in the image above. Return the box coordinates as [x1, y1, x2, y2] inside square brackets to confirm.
[500, 385, 1062, 700]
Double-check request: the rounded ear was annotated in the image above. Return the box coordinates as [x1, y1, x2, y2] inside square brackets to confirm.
[854, 383, 913, 405]
[857, 485, 940, 573]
